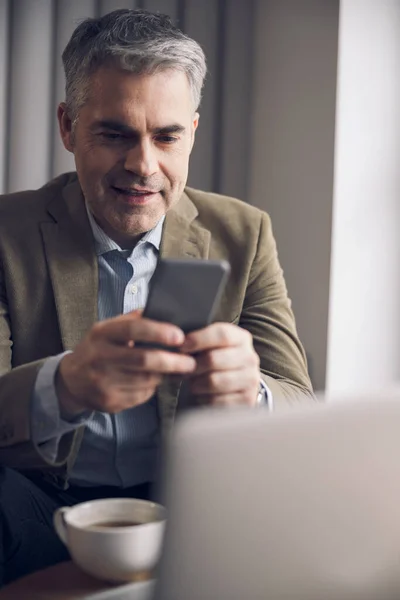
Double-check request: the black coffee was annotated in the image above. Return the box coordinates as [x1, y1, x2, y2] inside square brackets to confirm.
[87, 520, 142, 529]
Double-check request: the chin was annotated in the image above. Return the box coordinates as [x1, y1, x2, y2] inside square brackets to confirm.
[116, 213, 161, 235]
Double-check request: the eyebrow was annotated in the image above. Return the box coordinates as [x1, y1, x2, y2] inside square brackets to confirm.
[93, 120, 186, 135]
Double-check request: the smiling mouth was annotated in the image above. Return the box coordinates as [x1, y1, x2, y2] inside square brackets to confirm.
[112, 186, 159, 196]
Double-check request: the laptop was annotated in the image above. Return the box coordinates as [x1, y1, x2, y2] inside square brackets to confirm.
[88, 394, 400, 600]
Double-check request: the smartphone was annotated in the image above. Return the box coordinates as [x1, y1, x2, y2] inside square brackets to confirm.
[142, 258, 231, 335]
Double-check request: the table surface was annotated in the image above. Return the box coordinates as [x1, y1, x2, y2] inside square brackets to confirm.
[0, 561, 153, 600]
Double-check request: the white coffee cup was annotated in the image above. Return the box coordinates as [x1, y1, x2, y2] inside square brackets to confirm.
[54, 498, 166, 583]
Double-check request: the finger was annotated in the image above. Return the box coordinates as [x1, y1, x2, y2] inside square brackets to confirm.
[98, 343, 197, 375]
[127, 308, 143, 317]
[87, 364, 162, 394]
[92, 315, 185, 348]
[122, 349, 196, 374]
[194, 392, 256, 407]
[86, 369, 162, 412]
[105, 370, 163, 389]
[194, 347, 259, 376]
[181, 323, 252, 354]
[96, 386, 159, 413]
[189, 368, 259, 395]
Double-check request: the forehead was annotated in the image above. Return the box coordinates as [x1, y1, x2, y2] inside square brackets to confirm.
[81, 67, 193, 124]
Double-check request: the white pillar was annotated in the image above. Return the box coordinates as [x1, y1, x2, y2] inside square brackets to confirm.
[326, 0, 400, 394]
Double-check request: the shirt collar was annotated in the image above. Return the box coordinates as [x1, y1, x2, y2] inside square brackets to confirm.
[85, 202, 165, 257]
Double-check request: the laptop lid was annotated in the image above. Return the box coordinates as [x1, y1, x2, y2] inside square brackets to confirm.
[154, 397, 400, 600]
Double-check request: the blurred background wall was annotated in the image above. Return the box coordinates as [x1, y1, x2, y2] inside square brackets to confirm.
[250, 0, 339, 392]
[1, 0, 399, 395]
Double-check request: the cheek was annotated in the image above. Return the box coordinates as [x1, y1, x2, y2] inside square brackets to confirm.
[161, 164, 188, 191]
[160, 147, 190, 182]
[76, 146, 120, 178]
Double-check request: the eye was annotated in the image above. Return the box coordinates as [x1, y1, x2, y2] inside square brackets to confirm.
[100, 132, 124, 141]
[156, 135, 178, 144]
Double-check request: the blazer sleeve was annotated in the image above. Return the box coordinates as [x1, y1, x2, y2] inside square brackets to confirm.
[0, 258, 77, 470]
[239, 211, 317, 409]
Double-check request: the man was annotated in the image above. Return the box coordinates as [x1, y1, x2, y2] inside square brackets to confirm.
[0, 9, 313, 585]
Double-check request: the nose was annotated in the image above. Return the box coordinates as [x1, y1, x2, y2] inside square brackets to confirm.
[124, 139, 158, 178]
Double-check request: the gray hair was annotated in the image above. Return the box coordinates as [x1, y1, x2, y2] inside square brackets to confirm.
[62, 9, 207, 124]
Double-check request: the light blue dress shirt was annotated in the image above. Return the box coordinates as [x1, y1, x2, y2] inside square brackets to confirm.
[32, 208, 165, 487]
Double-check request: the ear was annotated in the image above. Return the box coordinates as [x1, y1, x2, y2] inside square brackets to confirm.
[57, 103, 74, 152]
[190, 112, 200, 153]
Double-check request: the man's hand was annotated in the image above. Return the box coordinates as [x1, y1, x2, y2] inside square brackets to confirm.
[56, 311, 196, 418]
[180, 323, 260, 407]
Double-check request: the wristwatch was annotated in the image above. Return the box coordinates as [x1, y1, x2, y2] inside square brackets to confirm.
[256, 379, 274, 411]
[256, 383, 265, 406]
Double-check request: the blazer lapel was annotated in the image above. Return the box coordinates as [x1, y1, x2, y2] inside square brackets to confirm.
[157, 191, 211, 428]
[160, 192, 211, 260]
[40, 179, 98, 351]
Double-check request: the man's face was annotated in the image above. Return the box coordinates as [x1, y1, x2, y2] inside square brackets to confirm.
[58, 67, 199, 247]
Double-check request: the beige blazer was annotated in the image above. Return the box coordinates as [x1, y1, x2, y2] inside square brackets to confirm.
[0, 173, 314, 485]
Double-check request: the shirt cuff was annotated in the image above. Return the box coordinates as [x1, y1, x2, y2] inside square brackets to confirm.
[31, 352, 91, 462]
